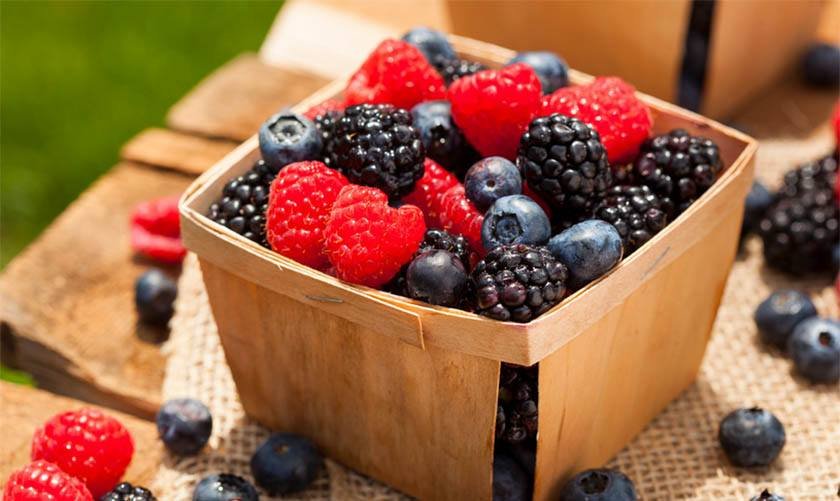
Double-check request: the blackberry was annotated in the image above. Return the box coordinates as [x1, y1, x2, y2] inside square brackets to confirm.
[517, 114, 612, 215]
[778, 155, 837, 196]
[632, 128, 723, 215]
[758, 182, 838, 276]
[434, 56, 487, 85]
[326, 104, 425, 199]
[472, 243, 568, 322]
[313, 110, 341, 157]
[207, 159, 276, 247]
[101, 482, 156, 501]
[594, 185, 669, 253]
[496, 363, 538, 446]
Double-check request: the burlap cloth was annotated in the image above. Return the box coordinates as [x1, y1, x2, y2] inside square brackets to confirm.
[153, 132, 839, 500]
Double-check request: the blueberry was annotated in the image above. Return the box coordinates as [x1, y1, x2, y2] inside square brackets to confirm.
[787, 317, 840, 384]
[558, 468, 637, 501]
[406, 250, 467, 307]
[258, 111, 322, 171]
[508, 51, 569, 94]
[193, 474, 258, 501]
[753, 290, 817, 349]
[718, 407, 785, 467]
[135, 269, 177, 326]
[465, 157, 523, 211]
[742, 181, 773, 239]
[250, 433, 323, 495]
[493, 452, 530, 501]
[801, 42, 840, 87]
[832, 244, 840, 274]
[156, 398, 212, 455]
[547, 220, 623, 289]
[401, 26, 456, 64]
[482, 195, 550, 250]
[750, 489, 785, 501]
[411, 100, 478, 176]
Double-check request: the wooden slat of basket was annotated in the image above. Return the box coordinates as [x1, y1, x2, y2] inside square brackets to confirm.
[0, 381, 162, 484]
[121, 128, 238, 176]
[0, 163, 194, 419]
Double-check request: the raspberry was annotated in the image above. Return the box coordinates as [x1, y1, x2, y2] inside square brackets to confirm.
[31, 408, 134, 498]
[345, 39, 446, 110]
[303, 98, 344, 120]
[402, 158, 459, 226]
[3, 460, 93, 501]
[434, 184, 485, 253]
[324, 185, 426, 287]
[542, 76, 652, 164]
[448, 63, 542, 160]
[130, 196, 185, 263]
[265, 161, 349, 270]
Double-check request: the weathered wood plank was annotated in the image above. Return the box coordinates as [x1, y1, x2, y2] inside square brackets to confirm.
[167, 53, 329, 141]
[121, 128, 237, 175]
[0, 381, 162, 486]
[0, 163, 194, 419]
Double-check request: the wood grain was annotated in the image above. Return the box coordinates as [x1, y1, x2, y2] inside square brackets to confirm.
[0, 381, 162, 486]
[0, 163, 193, 419]
[167, 53, 328, 142]
[121, 128, 237, 175]
[200, 260, 498, 501]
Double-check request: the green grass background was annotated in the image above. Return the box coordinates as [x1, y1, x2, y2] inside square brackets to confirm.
[0, 0, 282, 383]
[1, 0, 282, 268]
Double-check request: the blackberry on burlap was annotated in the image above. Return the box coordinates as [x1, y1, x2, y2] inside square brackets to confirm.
[496, 363, 538, 446]
[517, 113, 612, 215]
[101, 482, 157, 501]
[472, 244, 568, 323]
[594, 185, 669, 253]
[325, 104, 425, 199]
[208, 159, 276, 247]
[632, 128, 723, 216]
[759, 156, 839, 276]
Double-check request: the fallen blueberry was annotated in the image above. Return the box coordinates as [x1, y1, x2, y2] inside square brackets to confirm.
[193, 474, 258, 501]
[558, 468, 637, 501]
[802, 42, 840, 87]
[402, 26, 456, 65]
[508, 51, 569, 94]
[465, 157, 523, 211]
[547, 220, 623, 289]
[719, 407, 785, 467]
[788, 317, 840, 384]
[406, 250, 468, 307]
[250, 433, 324, 495]
[493, 452, 530, 501]
[742, 181, 773, 239]
[135, 269, 177, 326]
[258, 111, 322, 171]
[156, 398, 212, 456]
[482, 195, 550, 250]
[753, 290, 817, 349]
[750, 489, 785, 501]
[411, 100, 478, 176]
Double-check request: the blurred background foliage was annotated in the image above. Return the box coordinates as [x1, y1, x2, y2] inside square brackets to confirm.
[0, 0, 281, 268]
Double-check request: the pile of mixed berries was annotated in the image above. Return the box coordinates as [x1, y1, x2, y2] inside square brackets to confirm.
[207, 29, 727, 327]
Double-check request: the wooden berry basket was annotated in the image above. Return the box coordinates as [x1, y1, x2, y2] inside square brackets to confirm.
[180, 36, 757, 500]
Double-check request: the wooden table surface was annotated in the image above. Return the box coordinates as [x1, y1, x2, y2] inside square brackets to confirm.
[0, 1, 837, 486]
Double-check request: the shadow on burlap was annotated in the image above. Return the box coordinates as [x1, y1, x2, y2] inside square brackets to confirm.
[153, 132, 839, 500]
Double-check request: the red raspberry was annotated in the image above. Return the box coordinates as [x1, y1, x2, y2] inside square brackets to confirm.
[345, 39, 446, 110]
[542, 76, 652, 164]
[265, 161, 349, 270]
[303, 98, 344, 120]
[448, 63, 542, 160]
[3, 460, 93, 501]
[324, 185, 426, 288]
[31, 408, 134, 498]
[402, 158, 459, 227]
[435, 184, 485, 254]
[130, 195, 185, 263]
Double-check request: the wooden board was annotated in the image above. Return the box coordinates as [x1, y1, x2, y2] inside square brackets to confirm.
[121, 128, 237, 176]
[167, 53, 329, 141]
[0, 163, 194, 419]
[0, 381, 161, 486]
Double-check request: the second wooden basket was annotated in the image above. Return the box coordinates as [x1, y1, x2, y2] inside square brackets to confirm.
[180, 35, 757, 501]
